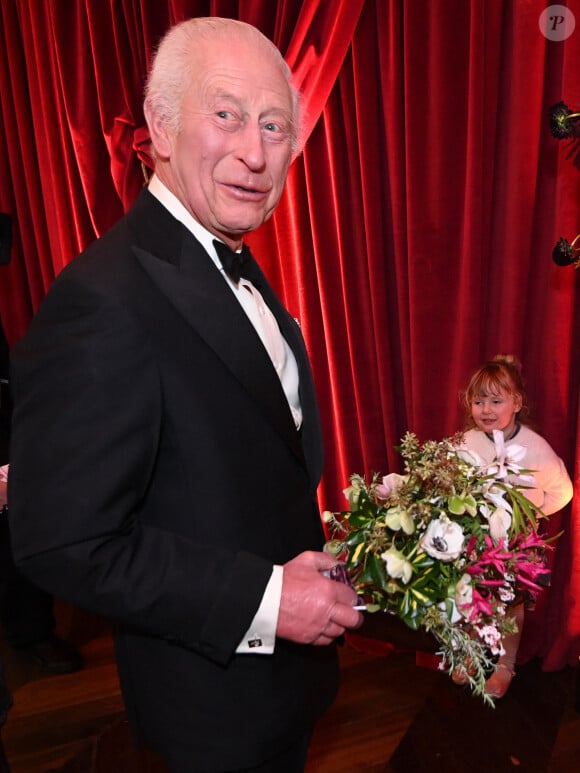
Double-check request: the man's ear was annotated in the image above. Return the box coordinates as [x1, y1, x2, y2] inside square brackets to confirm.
[144, 100, 172, 160]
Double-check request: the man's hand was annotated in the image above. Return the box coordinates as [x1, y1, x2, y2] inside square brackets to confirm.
[276, 551, 363, 645]
[0, 480, 6, 509]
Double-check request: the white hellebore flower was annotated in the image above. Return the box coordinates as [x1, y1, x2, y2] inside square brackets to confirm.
[455, 573, 473, 619]
[385, 507, 415, 535]
[479, 503, 512, 544]
[488, 506, 512, 545]
[343, 474, 365, 509]
[419, 518, 464, 561]
[381, 546, 413, 584]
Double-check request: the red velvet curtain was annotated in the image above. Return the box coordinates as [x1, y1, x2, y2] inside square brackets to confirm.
[0, 0, 578, 669]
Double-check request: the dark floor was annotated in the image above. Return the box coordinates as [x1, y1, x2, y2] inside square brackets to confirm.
[0, 607, 579, 772]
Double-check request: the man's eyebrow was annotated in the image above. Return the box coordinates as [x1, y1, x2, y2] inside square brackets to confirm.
[206, 87, 294, 129]
[211, 88, 239, 101]
[210, 89, 290, 112]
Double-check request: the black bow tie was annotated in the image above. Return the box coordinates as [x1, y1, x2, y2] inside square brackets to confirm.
[213, 239, 251, 283]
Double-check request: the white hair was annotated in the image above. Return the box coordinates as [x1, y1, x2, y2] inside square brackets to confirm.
[144, 17, 302, 151]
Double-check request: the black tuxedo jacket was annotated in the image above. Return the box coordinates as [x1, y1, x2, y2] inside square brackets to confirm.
[9, 190, 338, 770]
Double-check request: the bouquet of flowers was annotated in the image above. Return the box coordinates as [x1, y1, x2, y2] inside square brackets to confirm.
[323, 431, 554, 706]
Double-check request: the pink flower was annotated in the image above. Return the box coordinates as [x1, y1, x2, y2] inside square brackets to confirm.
[465, 536, 512, 576]
[465, 588, 495, 621]
[375, 473, 406, 500]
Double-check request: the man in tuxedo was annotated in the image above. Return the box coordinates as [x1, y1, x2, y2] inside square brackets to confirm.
[0, 322, 82, 676]
[8, 17, 362, 773]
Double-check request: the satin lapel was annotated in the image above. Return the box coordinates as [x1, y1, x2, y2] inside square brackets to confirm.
[127, 203, 304, 465]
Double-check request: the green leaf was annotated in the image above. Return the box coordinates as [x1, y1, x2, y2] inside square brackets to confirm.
[368, 552, 389, 588]
[348, 512, 374, 527]
[351, 541, 365, 564]
[409, 587, 433, 604]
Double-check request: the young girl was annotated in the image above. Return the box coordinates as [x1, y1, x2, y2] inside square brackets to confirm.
[454, 354, 573, 698]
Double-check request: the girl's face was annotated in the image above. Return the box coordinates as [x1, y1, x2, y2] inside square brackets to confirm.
[470, 388, 522, 438]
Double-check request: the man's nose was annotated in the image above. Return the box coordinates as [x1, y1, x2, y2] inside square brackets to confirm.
[238, 121, 266, 171]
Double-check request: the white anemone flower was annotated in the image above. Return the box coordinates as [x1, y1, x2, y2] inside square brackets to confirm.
[419, 517, 464, 561]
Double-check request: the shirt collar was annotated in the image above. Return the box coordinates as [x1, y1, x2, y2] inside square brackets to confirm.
[147, 174, 224, 270]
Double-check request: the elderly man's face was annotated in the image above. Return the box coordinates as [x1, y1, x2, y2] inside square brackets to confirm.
[156, 37, 295, 249]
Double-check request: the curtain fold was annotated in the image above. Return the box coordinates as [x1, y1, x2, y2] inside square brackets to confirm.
[0, 0, 578, 669]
